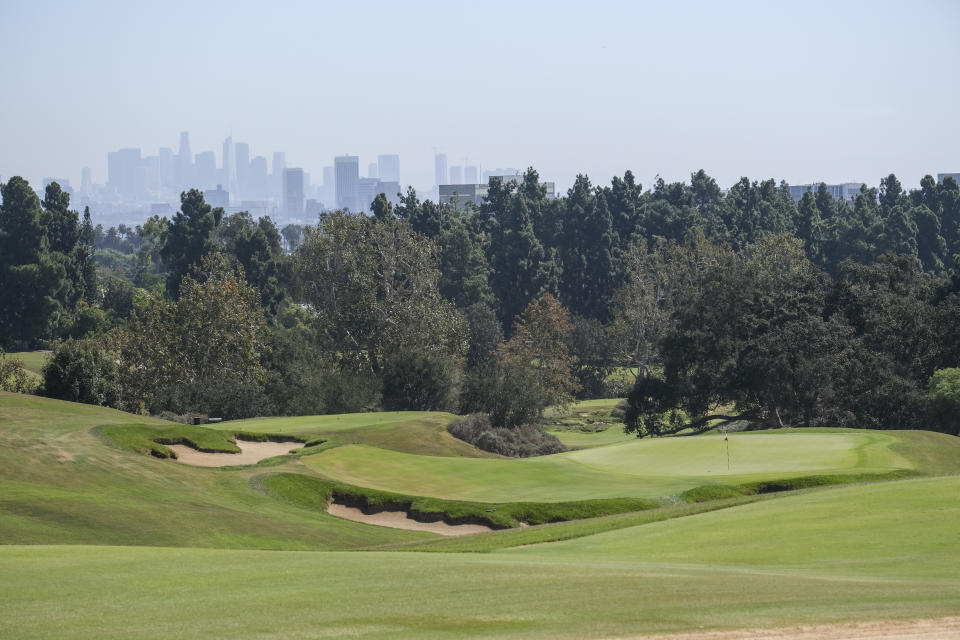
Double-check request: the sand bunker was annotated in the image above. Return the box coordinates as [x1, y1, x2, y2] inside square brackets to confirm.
[624, 616, 960, 640]
[168, 440, 304, 467]
[327, 502, 493, 536]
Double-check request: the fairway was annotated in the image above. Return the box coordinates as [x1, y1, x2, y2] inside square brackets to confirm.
[301, 429, 932, 501]
[2, 477, 958, 639]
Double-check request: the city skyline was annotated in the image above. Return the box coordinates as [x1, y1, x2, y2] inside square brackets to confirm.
[2, 0, 957, 199]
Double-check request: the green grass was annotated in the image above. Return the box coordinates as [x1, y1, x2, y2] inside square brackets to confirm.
[95, 423, 324, 459]
[301, 428, 960, 502]
[5, 350, 50, 375]
[3, 477, 959, 639]
[221, 411, 490, 457]
[259, 472, 658, 529]
[0, 392, 433, 549]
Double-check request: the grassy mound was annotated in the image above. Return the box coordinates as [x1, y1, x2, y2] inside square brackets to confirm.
[95, 423, 322, 459]
[258, 472, 658, 529]
[301, 428, 960, 502]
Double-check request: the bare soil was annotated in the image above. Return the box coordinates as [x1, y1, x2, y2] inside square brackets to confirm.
[622, 616, 960, 640]
[168, 440, 304, 467]
[327, 502, 493, 536]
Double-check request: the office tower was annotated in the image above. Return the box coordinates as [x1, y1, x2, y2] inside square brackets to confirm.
[107, 148, 143, 197]
[357, 178, 381, 213]
[222, 137, 236, 190]
[249, 156, 268, 198]
[464, 165, 478, 184]
[283, 168, 305, 219]
[80, 167, 92, 193]
[450, 166, 463, 184]
[787, 183, 865, 206]
[235, 142, 250, 193]
[177, 132, 193, 188]
[335, 155, 360, 212]
[142, 155, 160, 192]
[434, 152, 448, 186]
[203, 184, 230, 208]
[368, 162, 378, 179]
[194, 151, 217, 189]
[158, 148, 174, 190]
[378, 154, 399, 183]
[272, 152, 286, 199]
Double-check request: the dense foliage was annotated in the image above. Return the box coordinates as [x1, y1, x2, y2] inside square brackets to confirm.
[2, 169, 958, 446]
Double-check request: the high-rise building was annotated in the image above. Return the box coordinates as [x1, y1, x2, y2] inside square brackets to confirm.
[222, 137, 236, 190]
[235, 142, 250, 193]
[204, 184, 230, 208]
[335, 155, 360, 212]
[378, 154, 400, 183]
[158, 148, 174, 191]
[249, 156, 268, 198]
[107, 148, 143, 197]
[357, 177, 380, 213]
[194, 151, 217, 189]
[177, 132, 193, 188]
[450, 166, 463, 184]
[283, 168, 304, 219]
[80, 167, 92, 193]
[272, 152, 286, 199]
[367, 162, 378, 179]
[434, 152, 448, 187]
[464, 165, 478, 184]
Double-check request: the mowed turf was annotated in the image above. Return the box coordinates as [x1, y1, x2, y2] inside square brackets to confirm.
[2, 476, 958, 639]
[0, 392, 433, 549]
[5, 350, 50, 376]
[301, 428, 958, 501]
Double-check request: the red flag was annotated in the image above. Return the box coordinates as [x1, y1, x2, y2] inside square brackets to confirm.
[724, 436, 728, 441]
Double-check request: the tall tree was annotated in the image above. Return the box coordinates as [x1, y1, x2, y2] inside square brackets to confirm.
[160, 189, 223, 298]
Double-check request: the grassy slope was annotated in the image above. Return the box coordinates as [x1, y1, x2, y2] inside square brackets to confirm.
[2, 476, 958, 639]
[301, 428, 960, 502]
[6, 350, 50, 376]
[221, 411, 489, 457]
[0, 392, 432, 549]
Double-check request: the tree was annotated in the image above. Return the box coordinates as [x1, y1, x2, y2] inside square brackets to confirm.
[927, 368, 960, 435]
[160, 189, 223, 298]
[40, 339, 122, 407]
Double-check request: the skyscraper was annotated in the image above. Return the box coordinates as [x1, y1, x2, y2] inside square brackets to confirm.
[222, 137, 236, 190]
[235, 142, 250, 194]
[107, 148, 143, 197]
[434, 152, 448, 187]
[80, 167, 92, 193]
[378, 154, 400, 183]
[450, 165, 463, 184]
[283, 168, 304, 219]
[367, 162, 378, 179]
[176, 132, 193, 188]
[335, 155, 359, 212]
[272, 152, 286, 200]
[464, 165, 478, 184]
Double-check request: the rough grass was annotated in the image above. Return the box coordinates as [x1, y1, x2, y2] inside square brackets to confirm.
[95, 423, 323, 459]
[6, 350, 50, 375]
[259, 472, 658, 529]
[3, 476, 959, 639]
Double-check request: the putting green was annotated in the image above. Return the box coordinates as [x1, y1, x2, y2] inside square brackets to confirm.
[302, 430, 923, 501]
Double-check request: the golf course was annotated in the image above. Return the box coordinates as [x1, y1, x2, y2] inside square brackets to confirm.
[1, 390, 959, 639]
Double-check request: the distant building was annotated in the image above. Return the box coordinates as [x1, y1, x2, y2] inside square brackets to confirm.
[434, 152, 448, 187]
[449, 166, 463, 184]
[283, 168, 304, 218]
[42, 178, 72, 194]
[272, 152, 286, 199]
[464, 165, 478, 184]
[248, 156, 268, 198]
[151, 203, 174, 216]
[235, 142, 250, 194]
[378, 154, 400, 183]
[377, 181, 402, 206]
[367, 162, 378, 179]
[305, 198, 324, 218]
[335, 155, 360, 211]
[80, 167, 92, 193]
[488, 173, 556, 199]
[204, 184, 230, 208]
[439, 183, 488, 207]
[107, 148, 143, 197]
[222, 137, 236, 190]
[787, 182, 864, 205]
[194, 151, 218, 189]
[938, 173, 960, 185]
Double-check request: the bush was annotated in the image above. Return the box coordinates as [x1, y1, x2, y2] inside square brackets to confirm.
[0, 349, 34, 393]
[448, 413, 566, 457]
[381, 349, 460, 411]
[928, 368, 960, 435]
[40, 339, 122, 407]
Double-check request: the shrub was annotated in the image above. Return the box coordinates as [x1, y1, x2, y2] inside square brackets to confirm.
[0, 349, 34, 393]
[40, 339, 122, 407]
[381, 349, 460, 411]
[448, 413, 566, 457]
[927, 368, 960, 435]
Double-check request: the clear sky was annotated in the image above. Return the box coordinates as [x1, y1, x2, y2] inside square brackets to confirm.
[1, 0, 958, 194]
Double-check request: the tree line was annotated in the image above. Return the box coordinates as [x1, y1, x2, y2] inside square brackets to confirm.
[1, 169, 958, 449]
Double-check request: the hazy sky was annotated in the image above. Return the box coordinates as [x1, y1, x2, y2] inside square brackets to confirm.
[1, 0, 958, 194]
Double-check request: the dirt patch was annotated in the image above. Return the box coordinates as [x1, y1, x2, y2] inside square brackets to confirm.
[327, 502, 493, 536]
[618, 616, 960, 640]
[168, 440, 304, 467]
